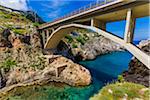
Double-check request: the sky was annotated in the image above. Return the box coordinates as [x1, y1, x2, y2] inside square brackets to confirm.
[0, 0, 149, 41]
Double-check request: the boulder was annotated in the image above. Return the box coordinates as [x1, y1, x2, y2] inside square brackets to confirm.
[5, 56, 91, 87]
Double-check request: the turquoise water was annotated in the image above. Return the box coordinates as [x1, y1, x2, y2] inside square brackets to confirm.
[79, 51, 133, 97]
[5, 51, 133, 100]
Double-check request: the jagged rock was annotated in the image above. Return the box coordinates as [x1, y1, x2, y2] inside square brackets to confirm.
[0, 35, 91, 89]
[0, 6, 91, 91]
[30, 32, 42, 50]
[25, 11, 45, 24]
[77, 36, 124, 60]
[5, 56, 91, 87]
[46, 56, 91, 86]
[61, 30, 124, 61]
[123, 40, 150, 87]
[0, 71, 6, 89]
[0, 29, 12, 48]
[44, 40, 75, 61]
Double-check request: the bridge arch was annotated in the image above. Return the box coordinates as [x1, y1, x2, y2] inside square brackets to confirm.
[44, 24, 149, 68]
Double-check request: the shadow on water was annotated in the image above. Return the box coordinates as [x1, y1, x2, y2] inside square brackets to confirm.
[89, 67, 116, 84]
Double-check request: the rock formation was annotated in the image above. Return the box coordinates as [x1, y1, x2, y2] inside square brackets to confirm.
[80, 36, 124, 60]
[0, 5, 91, 93]
[0, 29, 91, 91]
[123, 40, 150, 87]
[5, 56, 91, 87]
[59, 30, 124, 61]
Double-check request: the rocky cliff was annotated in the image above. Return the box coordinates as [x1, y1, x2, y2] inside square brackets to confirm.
[0, 29, 91, 92]
[0, 5, 44, 35]
[0, 6, 91, 92]
[61, 29, 124, 61]
[123, 40, 150, 87]
[0, 5, 45, 24]
[80, 36, 124, 60]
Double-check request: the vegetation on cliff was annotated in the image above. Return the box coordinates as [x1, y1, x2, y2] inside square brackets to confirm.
[61, 29, 124, 61]
[0, 5, 44, 35]
[90, 82, 149, 100]
[0, 5, 91, 92]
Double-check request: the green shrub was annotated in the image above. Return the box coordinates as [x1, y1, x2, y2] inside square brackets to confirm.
[72, 43, 78, 48]
[5, 24, 13, 29]
[33, 22, 40, 27]
[65, 35, 73, 43]
[117, 75, 125, 82]
[13, 29, 26, 35]
[5, 14, 12, 19]
[83, 34, 89, 40]
[76, 35, 85, 45]
[0, 59, 17, 70]
[30, 56, 46, 70]
[11, 12, 19, 17]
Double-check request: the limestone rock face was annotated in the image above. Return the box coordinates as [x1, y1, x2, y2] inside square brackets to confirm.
[0, 71, 6, 89]
[30, 30, 42, 50]
[123, 40, 150, 87]
[43, 40, 75, 61]
[46, 56, 91, 86]
[0, 30, 91, 89]
[5, 56, 91, 87]
[0, 29, 12, 48]
[0, 28, 42, 50]
[80, 36, 124, 60]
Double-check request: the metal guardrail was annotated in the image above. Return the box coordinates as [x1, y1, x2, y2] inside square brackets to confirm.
[41, 0, 116, 27]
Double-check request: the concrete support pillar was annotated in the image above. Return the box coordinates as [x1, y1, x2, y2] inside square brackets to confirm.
[41, 30, 46, 45]
[52, 28, 55, 33]
[46, 30, 49, 40]
[44, 30, 47, 44]
[91, 18, 106, 30]
[124, 9, 135, 43]
[46, 28, 54, 38]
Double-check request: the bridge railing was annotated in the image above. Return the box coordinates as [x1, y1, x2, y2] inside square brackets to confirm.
[41, 0, 116, 27]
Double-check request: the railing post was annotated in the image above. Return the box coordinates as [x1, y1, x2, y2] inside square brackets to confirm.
[124, 8, 135, 43]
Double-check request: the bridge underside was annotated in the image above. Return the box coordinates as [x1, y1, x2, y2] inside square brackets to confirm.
[74, 3, 149, 23]
[95, 3, 149, 22]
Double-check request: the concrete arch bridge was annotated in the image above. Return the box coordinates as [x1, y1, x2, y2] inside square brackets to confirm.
[38, 0, 150, 68]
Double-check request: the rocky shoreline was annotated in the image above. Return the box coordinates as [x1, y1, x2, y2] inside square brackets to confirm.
[123, 40, 150, 87]
[0, 29, 91, 94]
[79, 36, 124, 60]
